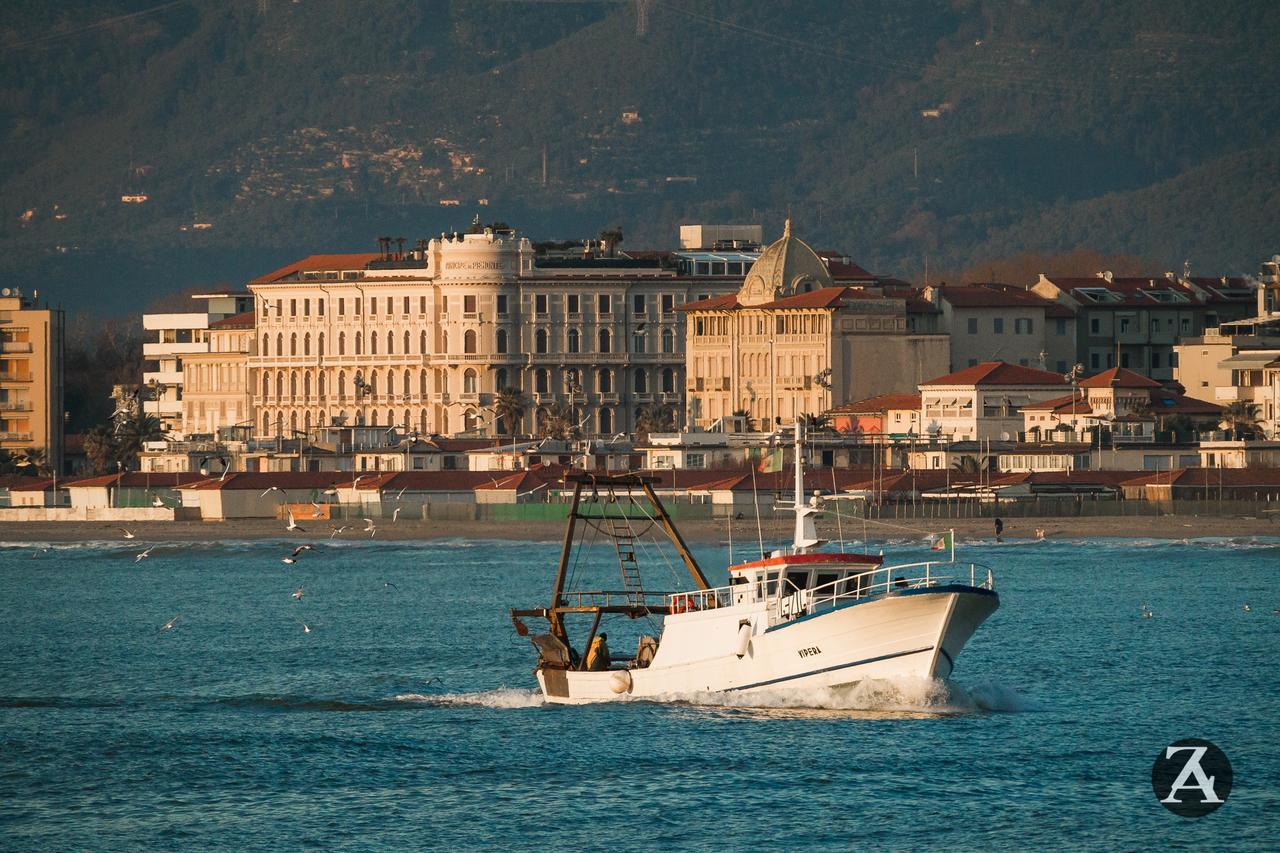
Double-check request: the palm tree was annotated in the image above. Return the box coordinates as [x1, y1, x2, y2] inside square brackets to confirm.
[1221, 401, 1261, 440]
[731, 408, 756, 432]
[951, 454, 992, 473]
[540, 403, 573, 440]
[493, 387, 526, 437]
[634, 404, 675, 442]
[12, 447, 51, 476]
[112, 411, 165, 467]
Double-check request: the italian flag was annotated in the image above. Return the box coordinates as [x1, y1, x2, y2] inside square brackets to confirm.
[931, 530, 954, 552]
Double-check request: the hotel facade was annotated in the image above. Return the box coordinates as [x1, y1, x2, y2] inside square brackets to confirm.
[0, 288, 64, 471]
[243, 228, 743, 439]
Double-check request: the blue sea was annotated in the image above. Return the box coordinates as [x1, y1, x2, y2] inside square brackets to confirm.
[1, 533, 1278, 850]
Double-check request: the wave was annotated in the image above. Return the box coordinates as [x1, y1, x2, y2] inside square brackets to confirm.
[647, 677, 1035, 715]
[393, 688, 546, 709]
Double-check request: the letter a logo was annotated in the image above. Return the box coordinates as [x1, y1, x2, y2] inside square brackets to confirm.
[1151, 738, 1232, 817]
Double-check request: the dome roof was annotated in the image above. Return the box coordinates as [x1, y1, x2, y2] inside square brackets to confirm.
[737, 220, 834, 306]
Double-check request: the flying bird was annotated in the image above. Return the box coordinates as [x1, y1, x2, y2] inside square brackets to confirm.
[299, 620, 312, 634]
[329, 525, 347, 539]
[383, 581, 399, 592]
[119, 527, 135, 540]
[292, 586, 304, 601]
[159, 614, 180, 632]
[391, 507, 402, 523]
[311, 501, 324, 518]
[260, 486, 284, 498]
[286, 510, 305, 533]
[31, 547, 49, 559]
[151, 496, 167, 508]
[136, 546, 156, 563]
[290, 545, 313, 558]
[1244, 603, 1251, 612]
[363, 518, 377, 538]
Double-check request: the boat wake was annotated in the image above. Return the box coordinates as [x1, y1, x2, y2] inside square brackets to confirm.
[394, 688, 547, 709]
[654, 677, 1035, 716]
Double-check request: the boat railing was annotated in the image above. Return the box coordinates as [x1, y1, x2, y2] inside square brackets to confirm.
[664, 585, 736, 612]
[556, 590, 674, 610]
[777, 561, 995, 625]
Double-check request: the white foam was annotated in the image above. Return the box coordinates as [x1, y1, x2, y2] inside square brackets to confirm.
[394, 687, 546, 709]
[654, 677, 1035, 714]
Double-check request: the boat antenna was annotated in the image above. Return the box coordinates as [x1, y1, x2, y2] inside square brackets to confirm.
[727, 497, 734, 564]
[750, 464, 765, 559]
[831, 465, 845, 554]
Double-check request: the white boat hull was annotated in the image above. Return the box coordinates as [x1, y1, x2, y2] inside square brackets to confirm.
[536, 586, 998, 704]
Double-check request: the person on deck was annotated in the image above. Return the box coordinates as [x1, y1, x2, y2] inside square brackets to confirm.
[586, 633, 611, 671]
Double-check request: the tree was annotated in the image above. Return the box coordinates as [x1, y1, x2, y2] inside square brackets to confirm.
[1221, 401, 1261, 440]
[634, 403, 675, 442]
[731, 408, 756, 432]
[951, 455, 992, 473]
[12, 448, 51, 476]
[540, 403, 574, 440]
[112, 412, 165, 469]
[83, 425, 119, 475]
[493, 387, 526, 437]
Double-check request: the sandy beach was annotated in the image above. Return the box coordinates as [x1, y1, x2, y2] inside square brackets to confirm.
[3, 513, 1277, 545]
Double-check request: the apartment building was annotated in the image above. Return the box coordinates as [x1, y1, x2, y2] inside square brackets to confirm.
[180, 310, 256, 436]
[0, 288, 64, 470]
[922, 283, 1077, 373]
[919, 361, 1068, 441]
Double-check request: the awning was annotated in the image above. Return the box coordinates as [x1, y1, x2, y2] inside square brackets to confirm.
[1221, 351, 1280, 367]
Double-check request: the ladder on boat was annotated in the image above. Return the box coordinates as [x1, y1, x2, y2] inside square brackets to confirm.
[611, 520, 645, 604]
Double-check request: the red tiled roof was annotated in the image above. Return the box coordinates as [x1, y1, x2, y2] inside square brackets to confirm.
[1041, 276, 1203, 308]
[67, 472, 210, 489]
[828, 393, 921, 414]
[1078, 367, 1162, 389]
[815, 252, 876, 280]
[678, 294, 739, 311]
[921, 361, 1068, 387]
[252, 253, 382, 284]
[938, 284, 1055, 309]
[1122, 468, 1280, 488]
[210, 310, 255, 329]
[1152, 392, 1221, 415]
[1020, 392, 1093, 414]
[680, 287, 885, 312]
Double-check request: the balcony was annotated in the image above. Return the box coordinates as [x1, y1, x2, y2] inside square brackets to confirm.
[143, 342, 208, 357]
[0, 400, 31, 412]
[1, 342, 32, 353]
[144, 399, 183, 415]
[1213, 387, 1241, 402]
[0, 432, 33, 442]
[0, 373, 32, 383]
[143, 371, 184, 386]
[143, 312, 212, 331]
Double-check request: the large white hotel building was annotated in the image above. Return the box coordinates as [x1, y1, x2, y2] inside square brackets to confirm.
[230, 226, 749, 439]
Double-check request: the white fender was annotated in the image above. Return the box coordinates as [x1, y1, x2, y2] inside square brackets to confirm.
[608, 669, 632, 694]
[734, 622, 752, 658]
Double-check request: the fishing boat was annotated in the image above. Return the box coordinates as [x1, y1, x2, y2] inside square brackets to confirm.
[509, 423, 999, 704]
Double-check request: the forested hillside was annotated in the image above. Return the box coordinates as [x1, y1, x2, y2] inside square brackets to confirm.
[1, 0, 1277, 313]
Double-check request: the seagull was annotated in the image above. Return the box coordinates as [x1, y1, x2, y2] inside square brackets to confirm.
[395, 486, 408, 500]
[286, 509, 305, 533]
[119, 527, 135, 540]
[1244, 603, 1251, 612]
[260, 486, 284, 499]
[383, 581, 399, 592]
[292, 586, 304, 601]
[1140, 607, 1153, 618]
[391, 507, 401, 523]
[290, 545, 313, 558]
[311, 501, 324, 518]
[329, 525, 347, 539]
[322, 487, 339, 496]
[363, 518, 377, 538]
[1034, 528, 1045, 540]
[151, 496, 167, 508]
[31, 547, 49, 559]
[299, 621, 312, 633]
[136, 546, 156, 563]
[282, 556, 297, 565]
[159, 614, 180, 632]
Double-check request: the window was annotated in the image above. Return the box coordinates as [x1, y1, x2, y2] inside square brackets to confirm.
[354, 297, 361, 316]
[1090, 352, 1099, 369]
[1055, 318, 1066, 335]
[464, 295, 477, 316]
[968, 358, 978, 367]
[966, 318, 978, 335]
[290, 333, 297, 356]
[633, 294, 646, 316]
[338, 332, 345, 355]
[535, 294, 548, 315]
[303, 299, 310, 317]
[495, 368, 507, 391]
[661, 368, 674, 393]
[597, 294, 611, 315]
[420, 296, 427, 314]
[402, 296, 410, 316]
[370, 297, 377, 316]
[318, 299, 325, 317]
[535, 369, 549, 393]
[633, 330, 645, 353]
[634, 368, 647, 393]
[386, 331, 394, 354]
[1120, 352, 1130, 368]
[1090, 317, 1100, 334]
[1015, 318, 1033, 334]
[1151, 352, 1161, 369]
[338, 298, 345, 316]
[599, 407, 613, 434]
[355, 332, 363, 355]
[371, 333, 378, 355]
[463, 369, 477, 394]
[661, 293, 675, 314]
[420, 331, 427, 354]
[567, 328, 579, 353]
[598, 328, 611, 353]
[1180, 317, 1191, 333]
[993, 318, 1004, 334]
[403, 331, 410, 354]
[497, 294, 508, 315]
[536, 329, 548, 354]
[1119, 317, 1131, 334]
[290, 299, 297, 317]
[386, 297, 392, 315]
[464, 330, 477, 354]
[274, 299, 282, 318]
[662, 328, 674, 354]
[496, 329, 508, 354]
[599, 369, 613, 393]
[567, 294, 580, 314]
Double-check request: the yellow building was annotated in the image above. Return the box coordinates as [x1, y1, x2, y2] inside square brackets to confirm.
[181, 310, 255, 436]
[0, 289, 64, 470]
[680, 222, 949, 429]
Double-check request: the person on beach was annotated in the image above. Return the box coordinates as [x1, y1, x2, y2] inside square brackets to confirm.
[586, 633, 611, 671]
[994, 517, 1004, 542]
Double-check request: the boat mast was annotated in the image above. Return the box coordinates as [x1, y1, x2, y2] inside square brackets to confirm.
[791, 420, 825, 554]
[547, 479, 584, 643]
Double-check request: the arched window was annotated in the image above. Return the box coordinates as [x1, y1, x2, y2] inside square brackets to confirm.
[536, 369, 550, 394]
[338, 332, 345, 356]
[495, 368, 507, 390]
[304, 333, 311, 356]
[276, 333, 284, 356]
[262, 372, 271, 399]
[598, 328, 611, 353]
[404, 409, 411, 433]
[262, 411, 271, 434]
[355, 332, 363, 355]
[464, 329, 477, 354]
[290, 333, 297, 356]
[370, 409, 378, 427]
[567, 328, 579, 353]
[496, 329, 507, 354]
[338, 370, 346, 400]
[565, 368, 581, 393]
[441, 331, 448, 353]
[371, 333, 378, 355]
[275, 373, 284, 398]
[662, 328, 674, 354]
[318, 333, 325, 356]
[599, 407, 613, 434]
[599, 368, 613, 393]
[386, 331, 394, 354]
[633, 329, 644, 353]
[368, 371, 378, 396]
[303, 372, 312, 399]
[304, 411, 312, 431]
[662, 367, 675, 393]
[290, 372, 298, 398]
[387, 370, 396, 398]
[420, 331, 428, 354]
[262, 334, 270, 356]
[318, 372, 326, 398]
[403, 370, 410, 398]
[420, 410, 428, 434]
[634, 368, 647, 393]
[290, 411, 298, 432]
[403, 331, 410, 354]
[463, 368, 477, 394]
[535, 328, 548, 354]
[420, 370, 428, 396]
